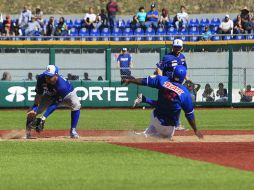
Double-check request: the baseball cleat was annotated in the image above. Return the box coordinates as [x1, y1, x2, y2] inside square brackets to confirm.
[175, 125, 186, 131]
[70, 128, 79, 139]
[133, 93, 143, 107]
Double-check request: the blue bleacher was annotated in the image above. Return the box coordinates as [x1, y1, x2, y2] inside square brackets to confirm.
[156, 27, 166, 41]
[123, 28, 133, 41]
[69, 27, 78, 40]
[178, 28, 188, 41]
[167, 19, 174, 28]
[167, 27, 177, 41]
[116, 19, 125, 29]
[145, 27, 155, 41]
[189, 27, 199, 42]
[125, 19, 131, 28]
[235, 35, 245, 40]
[210, 17, 221, 27]
[200, 18, 209, 27]
[189, 18, 199, 27]
[112, 27, 122, 41]
[246, 35, 254, 40]
[79, 28, 89, 41]
[74, 19, 82, 29]
[223, 35, 233, 40]
[101, 27, 111, 41]
[90, 28, 100, 41]
[66, 19, 73, 29]
[134, 27, 144, 41]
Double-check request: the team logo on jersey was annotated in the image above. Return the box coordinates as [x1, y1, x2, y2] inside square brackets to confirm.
[163, 82, 184, 95]
[5, 86, 27, 102]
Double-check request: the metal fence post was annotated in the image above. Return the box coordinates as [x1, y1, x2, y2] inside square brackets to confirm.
[228, 47, 233, 106]
[106, 48, 111, 81]
[49, 48, 55, 65]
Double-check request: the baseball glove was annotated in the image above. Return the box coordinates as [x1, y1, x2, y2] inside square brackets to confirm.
[27, 118, 45, 133]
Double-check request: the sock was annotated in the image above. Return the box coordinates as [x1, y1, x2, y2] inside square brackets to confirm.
[71, 110, 80, 129]
[43, 103, 58, 118]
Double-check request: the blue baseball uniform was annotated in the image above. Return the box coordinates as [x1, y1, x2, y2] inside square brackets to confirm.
[117, 53, 133, 79]
[34, 74, 81, 130]
[142, 75, 194, 127]
[157, 53, 187, 78]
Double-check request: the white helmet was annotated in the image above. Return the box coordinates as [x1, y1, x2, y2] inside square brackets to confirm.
[173, 39, 183, 47]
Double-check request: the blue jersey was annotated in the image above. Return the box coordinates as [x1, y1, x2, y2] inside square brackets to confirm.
[157, 53, 187, 78]
[146, 11, 159, 21]
[36, 74, 74, 99]
[117, 53, 132, 70]
[142, 75, 194, 126]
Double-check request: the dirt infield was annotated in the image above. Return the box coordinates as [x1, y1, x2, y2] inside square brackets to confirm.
[0, 129, 254, 172]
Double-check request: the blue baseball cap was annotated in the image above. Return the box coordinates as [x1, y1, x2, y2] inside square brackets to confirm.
[43, 65, 59, 76]
[172, 65, 186, 83]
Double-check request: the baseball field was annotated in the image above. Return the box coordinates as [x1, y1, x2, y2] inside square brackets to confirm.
[0, 108, 254, 190]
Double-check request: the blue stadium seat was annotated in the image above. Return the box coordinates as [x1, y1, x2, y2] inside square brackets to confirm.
[167, 19, 174, 28]
[211, 26, 219, 34]
[74, 19, 82, 29]
[145, 27, 155, 41]
[66, 19, 73, 29]
[178, 28, 188, 41]
[167, 27, 177, 41]
[79, 28, 89, 41]
[189, 27, 199, 42]
[210, 17, 221, 27]
[189, 18, 199, 27]
[211, 34, 221, 41]
[156, 27, 166, 41]
[246, 35, 254, 40]
[123, 28, 133, 41]
[125, 19, 131, 28]
[223, 35, 233, 40]
[116, 19, 125, 29]
[134, 27, 144, 41]
[101, 27, 111, 41]
[199, 18, 209, 27]
[112, 27, 122, 41]
[235, 35, 245, 40]
[90, 28, 100, 41]
[69, 27, 78, 40]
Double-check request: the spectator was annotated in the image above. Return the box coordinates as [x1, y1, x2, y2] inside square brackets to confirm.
[239, 85, 253, 102]
[117, 48, 134, 80]
[24, 15, 41, 36]
[202, 83, 215, 102]
[184, 80, 201, 102]
[218, 15, 233, 34]
[67, 73, 73, 80]
[19, 5, 32, 30]
[34, 5, 44, 27]
[84, 7, 97, 30]
[2, 15, 13, 36]
[216, 83, 228, 102]
[130, 15, 139, 30]
[25, 72, 33, 81]
[174, 5, 189, 30]
[240, 7, 253, 33]
[83, 72, 91, 80]
[96, 9, 108, 30]
[54, 17, 68, 36]
[97, 76, 103, 81]
[1, 72, 12, 81]
[159, 8, 169, 29]
[233, 15, 245, 34]
[145, 3, 159, 29]
[12, 19, 20, 36]
[135, 6, 146, 29]
[200, 25, 212, 41]
[44, 16, 55, 36]
[106, 0, 119, 28]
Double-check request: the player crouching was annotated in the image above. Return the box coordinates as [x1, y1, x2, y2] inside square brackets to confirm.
[26, 65, 81, 139]
[122, 65, 203, 140]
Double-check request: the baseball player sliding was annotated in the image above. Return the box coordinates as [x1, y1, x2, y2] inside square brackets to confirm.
[26, 65, 81, 139]
[122, 65, 203, 139]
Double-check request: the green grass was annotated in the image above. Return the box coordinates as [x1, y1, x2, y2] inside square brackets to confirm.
[0, 141, 253, 190]
[1, 109, 254, 130]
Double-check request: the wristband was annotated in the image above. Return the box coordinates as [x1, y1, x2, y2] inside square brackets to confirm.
[32, 104, 39, 112]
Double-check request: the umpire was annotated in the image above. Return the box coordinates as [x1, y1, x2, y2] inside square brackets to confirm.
[117, 48, 134, 80]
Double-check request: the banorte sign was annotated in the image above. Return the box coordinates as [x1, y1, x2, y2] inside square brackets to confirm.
[5, 86, 129, 102]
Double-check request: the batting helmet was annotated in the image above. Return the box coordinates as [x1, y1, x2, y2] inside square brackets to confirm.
[172, 65, 186, 83]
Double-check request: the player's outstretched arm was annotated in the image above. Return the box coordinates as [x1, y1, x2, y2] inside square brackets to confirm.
[27, 94, 42, 119]
[188, 118, 203, 139]
[121, 78, 144, 86]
